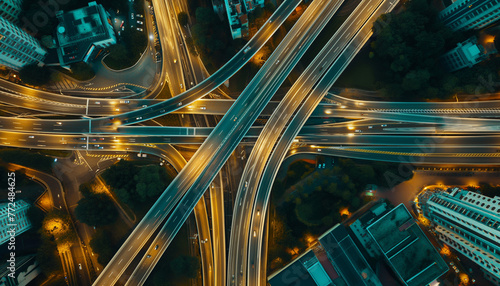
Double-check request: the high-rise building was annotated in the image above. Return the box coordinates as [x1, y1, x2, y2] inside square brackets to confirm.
[0, 0, 23, 24]
[439, 0, 500, 31]
[0, 16, 47, 70]
[0, 200, 32, 245]
[55, 1, 116, 67]
[417, 187, 500, 285]
[441, 37, 497, 72]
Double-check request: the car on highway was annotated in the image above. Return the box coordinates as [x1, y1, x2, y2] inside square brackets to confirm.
[78, 263, 82, 270]
[253, 230, 257, 237]
[137, 20, 143, 25]
[381, 124, 387, 127]
[155, 245, 159, 250]
[147, 254, 151, 258]
[200, 106, 206, 110]
[136, 117, 143, 120]
[28, 136, 34, 138]
[137, 27, 143, 31]
[136, 14, 143, 18]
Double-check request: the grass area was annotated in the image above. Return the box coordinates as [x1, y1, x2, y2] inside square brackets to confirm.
[334, 45, 381, 90]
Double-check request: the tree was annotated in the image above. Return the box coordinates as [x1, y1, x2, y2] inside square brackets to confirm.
[70, 62, 95, 81]
[19, 64, 52, 86]
[90, 229, 116, 265]
[75, 193, 118, 227]
[178, 12, 188, 26]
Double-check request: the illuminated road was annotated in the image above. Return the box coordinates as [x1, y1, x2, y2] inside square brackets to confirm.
[93, 0, 328, 284]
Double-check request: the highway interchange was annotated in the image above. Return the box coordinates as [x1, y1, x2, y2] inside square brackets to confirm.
[1, 0, 500, 285]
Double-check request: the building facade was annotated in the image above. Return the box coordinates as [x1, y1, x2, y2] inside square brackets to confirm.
[441, 37, 496, 72]
[439, 0, 500, 31]
[418, 187, 500, 285]
[0, 16, 47, 70]
[0, 0, 23, 24]
[0, 200, 31, 245]
[55, 1, 116, 67]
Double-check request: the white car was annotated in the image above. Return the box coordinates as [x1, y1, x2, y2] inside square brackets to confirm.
[78, 263, 82, 270]
[137, 27, 143, 32]
[137, 20, 143, 25]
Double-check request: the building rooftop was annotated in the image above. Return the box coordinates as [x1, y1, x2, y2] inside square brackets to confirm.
[55, 1, 115, 66]
[367, 204, 448, 286]
[269, 224, 381, 286]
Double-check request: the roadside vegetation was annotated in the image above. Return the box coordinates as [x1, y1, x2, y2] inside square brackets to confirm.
[0, 148, 54, 173]
[337, 0, 500, 99]
[101, 160, 173, 212]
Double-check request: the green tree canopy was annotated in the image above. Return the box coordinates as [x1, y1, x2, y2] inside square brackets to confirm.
[19, 64, 52, 86]
[75, 193, 118, 227]
[90, 229, 117, 265]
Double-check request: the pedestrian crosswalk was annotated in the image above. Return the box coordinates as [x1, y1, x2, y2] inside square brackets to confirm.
[85, 153, 129, 160]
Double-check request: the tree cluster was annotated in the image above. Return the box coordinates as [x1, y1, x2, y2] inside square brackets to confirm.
[75, 192, 118, 227]
[370, 0, 499, 99]
[102, 161, 171, 208]
[0, 149, 54, 173]
[19, 64, 52, 87]
[90, 229, 117, 265]
[190, 7, 244, 70]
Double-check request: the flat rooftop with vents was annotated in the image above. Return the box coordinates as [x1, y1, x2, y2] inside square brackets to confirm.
[55, 1, 116, 67]
[366, 204, 449, 286]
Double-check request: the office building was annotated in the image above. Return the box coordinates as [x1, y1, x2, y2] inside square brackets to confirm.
[0, 200, 31, 245]
[55, 1, 116, 67]
[0, 16, 47, 70]
[0, 0, 23, 24]
[417, 187, 500, 285]
[268, 224, 381, 286]
[439, 0, 500, 31]
[441, 37, 497, 72]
